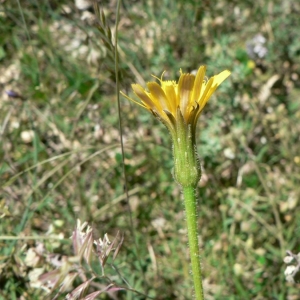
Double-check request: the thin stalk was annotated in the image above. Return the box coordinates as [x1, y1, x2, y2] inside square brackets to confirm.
[182, 186, 204, 300]
[113, 0, 147, 287]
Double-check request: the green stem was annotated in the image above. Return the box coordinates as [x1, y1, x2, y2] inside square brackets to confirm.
[182, 186, 204, 300]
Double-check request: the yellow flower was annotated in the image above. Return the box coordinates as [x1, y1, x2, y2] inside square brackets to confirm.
[121, 66, 230, 134]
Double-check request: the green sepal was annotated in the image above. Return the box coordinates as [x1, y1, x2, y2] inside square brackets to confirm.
[172, 108, 201, 187]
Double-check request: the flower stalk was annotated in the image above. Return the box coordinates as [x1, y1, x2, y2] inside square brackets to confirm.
[183, 185, 203, 299]
[171, 108, 203, 298]
[122, 66, 230, 299]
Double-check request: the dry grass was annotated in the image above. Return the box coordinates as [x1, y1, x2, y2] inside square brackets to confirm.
[1, 0, 300, 299]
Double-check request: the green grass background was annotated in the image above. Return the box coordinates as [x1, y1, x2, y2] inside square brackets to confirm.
[1, 0, 300, 299]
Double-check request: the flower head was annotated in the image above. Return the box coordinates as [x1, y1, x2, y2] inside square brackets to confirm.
[121, 66, 230, 135]
[122, 66, 230, 187]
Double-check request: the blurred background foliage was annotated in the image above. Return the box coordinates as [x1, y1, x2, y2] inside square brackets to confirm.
[0, 0, 300, 299]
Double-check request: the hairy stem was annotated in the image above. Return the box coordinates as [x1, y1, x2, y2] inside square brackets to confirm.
[182, 186, 204, 300]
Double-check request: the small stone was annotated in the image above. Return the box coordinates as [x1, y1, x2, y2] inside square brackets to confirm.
[20, 130, 34, 143]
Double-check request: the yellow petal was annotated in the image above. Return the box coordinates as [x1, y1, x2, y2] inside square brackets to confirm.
[132, 84, 156, 110]
[122, 66, 231, 134]
[197, 77, 213, 111]
[178, 73, 195, 120]
[147, 82, 169, 113]
[198, 70, 230, 111]
[213, 70, 231, 86]
[161, 82, 178, 115]
[194, 70, 231, 121]
[120, 91, 147, 109]
[191, 66, 206, 102]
